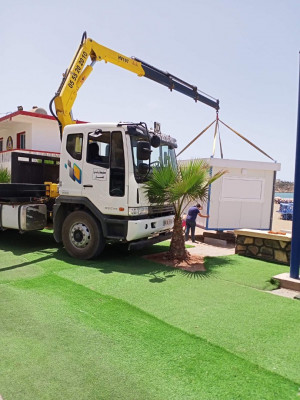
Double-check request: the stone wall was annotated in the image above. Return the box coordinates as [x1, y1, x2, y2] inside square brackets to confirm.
[234, 229, 291, 265]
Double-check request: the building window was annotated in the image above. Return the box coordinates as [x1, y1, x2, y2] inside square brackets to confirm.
[0, 138, 3, 152]
[17, 131, 26, 149]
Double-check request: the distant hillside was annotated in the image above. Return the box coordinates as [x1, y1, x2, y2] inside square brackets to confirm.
[275, 180, 294, 193]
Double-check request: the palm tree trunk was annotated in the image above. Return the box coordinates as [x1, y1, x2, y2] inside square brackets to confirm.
[169, 215, 188, 260]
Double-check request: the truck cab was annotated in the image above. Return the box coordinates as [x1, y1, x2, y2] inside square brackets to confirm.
[53, 122, 176, 258]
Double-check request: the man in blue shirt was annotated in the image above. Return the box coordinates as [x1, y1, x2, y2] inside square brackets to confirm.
[185, 203, 209, 243]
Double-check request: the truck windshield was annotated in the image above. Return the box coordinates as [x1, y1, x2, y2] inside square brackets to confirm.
[130, 136, 177, 183]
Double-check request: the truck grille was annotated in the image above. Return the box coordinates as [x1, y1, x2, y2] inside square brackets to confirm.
[148, 205, 175, 218]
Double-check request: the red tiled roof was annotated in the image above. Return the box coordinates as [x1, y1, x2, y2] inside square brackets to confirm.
[0, 110, 86, 124]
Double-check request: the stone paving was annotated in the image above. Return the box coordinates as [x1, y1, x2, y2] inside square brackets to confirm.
[186, 239, 235, 257]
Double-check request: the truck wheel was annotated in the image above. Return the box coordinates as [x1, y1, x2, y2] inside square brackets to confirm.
[62, 210, 105, 259]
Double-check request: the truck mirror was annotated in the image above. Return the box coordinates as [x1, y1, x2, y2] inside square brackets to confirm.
[151, 135, 160, 148]
[137, 141, 151, 160]
[138, 163, 149, 175]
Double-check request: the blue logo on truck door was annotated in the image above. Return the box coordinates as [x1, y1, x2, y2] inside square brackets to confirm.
[65, 160, 82, 184]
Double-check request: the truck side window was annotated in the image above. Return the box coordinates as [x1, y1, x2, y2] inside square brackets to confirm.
[111, 131, 125, 168]
[66, 133, 83, 160]
[87, 132, 110, 168]
[110, 131, 125, 197]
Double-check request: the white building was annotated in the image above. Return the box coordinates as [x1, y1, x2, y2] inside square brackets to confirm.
[0, 107, 62, 172]
[0, 107, 61, 152]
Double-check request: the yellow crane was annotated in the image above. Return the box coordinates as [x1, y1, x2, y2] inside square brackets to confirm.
[50, 31, 219, 138]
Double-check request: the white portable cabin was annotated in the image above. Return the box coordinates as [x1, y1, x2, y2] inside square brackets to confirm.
[180, 158, 281, 231]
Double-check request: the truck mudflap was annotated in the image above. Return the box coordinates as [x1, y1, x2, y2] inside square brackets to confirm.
[128, 231, 172, 251]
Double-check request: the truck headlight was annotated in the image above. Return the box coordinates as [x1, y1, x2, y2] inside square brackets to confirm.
[128, 207, 149, 216]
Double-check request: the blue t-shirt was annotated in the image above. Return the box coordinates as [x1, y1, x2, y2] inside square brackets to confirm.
[186, 206, 199, 222]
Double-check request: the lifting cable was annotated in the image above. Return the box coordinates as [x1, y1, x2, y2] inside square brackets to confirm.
[217, 118, 224, 159]
[212, 112, 218, 158]
[218, 119, 275, 161]
[212, 111, 224, 158]
[176, 119, 216, 157]
[177, 111, 275, 162]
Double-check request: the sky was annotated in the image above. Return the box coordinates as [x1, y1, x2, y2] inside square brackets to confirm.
[1, 0, 299, 181]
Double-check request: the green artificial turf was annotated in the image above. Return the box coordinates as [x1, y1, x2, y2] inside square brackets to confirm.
[0, 229, 299, 400]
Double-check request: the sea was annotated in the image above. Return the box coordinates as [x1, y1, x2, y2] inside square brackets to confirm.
[275, 192, 294, 200]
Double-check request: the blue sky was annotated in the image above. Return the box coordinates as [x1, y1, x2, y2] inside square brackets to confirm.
[1, 0, 299, 181]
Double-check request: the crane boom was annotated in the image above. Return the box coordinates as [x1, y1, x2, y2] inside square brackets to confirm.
[132, 57, 219, 110]
[50, 32, 219, 137]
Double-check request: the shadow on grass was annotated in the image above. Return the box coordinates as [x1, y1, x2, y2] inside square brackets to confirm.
[204, 256, 237, 272]
[174, 256, 236, 280]
[0, 230, 235, 282]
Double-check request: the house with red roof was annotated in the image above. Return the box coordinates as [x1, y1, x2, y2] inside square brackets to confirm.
[0, 107, 61, 173]
[0, 106, 87, 183]
[0, 106, 62, 153]
[0, 107, 61, 183]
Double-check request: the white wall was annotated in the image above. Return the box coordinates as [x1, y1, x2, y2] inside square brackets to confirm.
[206, 166, 276, 230]
[0, 122, 32, 151]
[0, 115, 61, 153]
[180, 158, 280, 231]
[0, 113, 62, 173]
[31, 118, 61, 153]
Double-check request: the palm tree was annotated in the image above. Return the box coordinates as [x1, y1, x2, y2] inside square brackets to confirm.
[143, 159, 226, 261]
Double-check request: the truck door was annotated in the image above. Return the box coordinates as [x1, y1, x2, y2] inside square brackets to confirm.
[60, 132, 84, 196]
[81, 130, 127, 215]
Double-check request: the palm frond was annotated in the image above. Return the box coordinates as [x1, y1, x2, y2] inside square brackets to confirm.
[143, 159, 226, 214]
[143, 158, 226, 261]
[170, 159, 211, 202]
[143, 163, 176, 204]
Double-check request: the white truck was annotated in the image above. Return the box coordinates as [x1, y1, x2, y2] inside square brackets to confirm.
[0, 32, 219, 259]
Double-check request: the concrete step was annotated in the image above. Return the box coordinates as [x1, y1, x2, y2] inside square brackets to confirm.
[204, 237, 228, 247]
[202, 231, 236, 243]
[273, 272, 300, 291]
[270, 288, 300, 299]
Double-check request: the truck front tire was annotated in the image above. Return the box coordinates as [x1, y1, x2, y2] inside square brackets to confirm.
[62, 210, 105, 259]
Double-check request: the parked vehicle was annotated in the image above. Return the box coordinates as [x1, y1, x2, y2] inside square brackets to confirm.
[0, 32, 218, 259]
